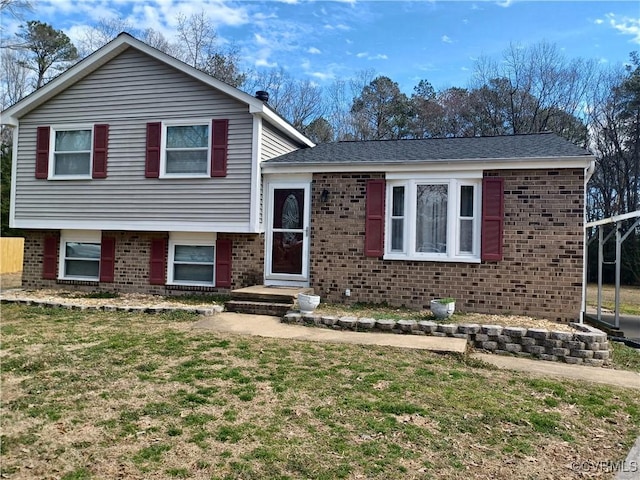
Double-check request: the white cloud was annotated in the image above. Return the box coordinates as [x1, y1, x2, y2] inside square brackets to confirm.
[311, 71, 334, 81]
[324, 23, 350, 31]
[254, 33, 269, 46]
[356, 52, 368, 58]
[369, 53, 388, 60]
[594, 19, 604, 25]
[606, 13, 640, 44]
[308, 47, 322, 54]
[441, 35, 453, 44]
[496, 0, 514, 7]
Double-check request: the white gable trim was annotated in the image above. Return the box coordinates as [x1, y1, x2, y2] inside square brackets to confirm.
[0, 33, 313, 148]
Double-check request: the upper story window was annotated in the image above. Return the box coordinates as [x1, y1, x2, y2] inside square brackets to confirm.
[385, 177, 481, 262]
[51, 127, 92, 178]
[162, 123, 210, 177]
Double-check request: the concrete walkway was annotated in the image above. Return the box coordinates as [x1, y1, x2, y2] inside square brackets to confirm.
[193, 312, 467, 354]
[194, 312, 640, 390]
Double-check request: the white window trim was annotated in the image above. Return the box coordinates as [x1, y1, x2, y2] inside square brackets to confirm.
[160, 120, 211, 179]
[384, 178, 482, 263]
[58, 229, 101, 281]
[48, 124, 94, 180]
[167, 232, 217, 286]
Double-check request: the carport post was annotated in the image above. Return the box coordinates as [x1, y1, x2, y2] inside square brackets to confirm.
[597, 226, 603, 322]
[615, 225, 621, 329]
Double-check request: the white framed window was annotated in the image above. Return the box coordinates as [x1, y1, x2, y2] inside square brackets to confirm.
[59, 230, 101, 280]
[168, 232, 217, 285]
[161, 121, 210, 177]
[385, 177, 481, 262]
[50, 126, 93, 179]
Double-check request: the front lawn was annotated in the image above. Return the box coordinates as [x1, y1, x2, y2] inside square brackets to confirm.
[1, 304, 639, 479]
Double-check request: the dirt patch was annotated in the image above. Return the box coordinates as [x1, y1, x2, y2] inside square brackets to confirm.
[0, 272, 22, 290]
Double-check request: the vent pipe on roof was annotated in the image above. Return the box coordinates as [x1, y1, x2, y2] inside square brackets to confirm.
[255, 90, 269, 102]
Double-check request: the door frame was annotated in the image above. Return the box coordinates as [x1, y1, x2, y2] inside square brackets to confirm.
[264, 179, 311, 287]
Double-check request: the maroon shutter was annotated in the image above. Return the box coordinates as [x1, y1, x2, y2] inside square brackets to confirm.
[42, 235, 58, 279]
[365, 179, 386, 257]
[145, 122, 161, 178]
[36, 126, 50, 179]
[211, 119, 229, 177]
[149, 238, 167, 285]
[100, 235, 116, 282]
[215, 238, 232, 287]
[481, 177, 505, 262]
[92, 124, 109, 178]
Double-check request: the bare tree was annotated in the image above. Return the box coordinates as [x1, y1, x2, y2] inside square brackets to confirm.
[175, 11, 217, 70]
[1, 48, 29, 109]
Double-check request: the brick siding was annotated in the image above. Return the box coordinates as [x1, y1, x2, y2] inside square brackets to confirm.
[22, 230, 264, 296]
[310, 169, 585, 322]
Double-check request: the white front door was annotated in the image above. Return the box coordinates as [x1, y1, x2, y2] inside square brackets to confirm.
[265, 182, 310, 286]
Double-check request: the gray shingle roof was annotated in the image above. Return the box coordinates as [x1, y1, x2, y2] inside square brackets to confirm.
[264, 132, 592, 165]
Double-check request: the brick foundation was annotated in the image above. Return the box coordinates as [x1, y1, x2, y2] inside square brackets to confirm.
[310, 169, 585, 322]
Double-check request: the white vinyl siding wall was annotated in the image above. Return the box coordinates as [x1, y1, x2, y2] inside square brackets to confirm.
[14, 48, 254, 230]
[261, 123, 301, 161]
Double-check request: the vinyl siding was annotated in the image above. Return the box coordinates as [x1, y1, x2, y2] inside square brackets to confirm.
[261, 123, 301, 161]
[15, 47, 255, 230]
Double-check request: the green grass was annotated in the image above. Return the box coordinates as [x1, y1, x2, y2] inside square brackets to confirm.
[1, 303, 639, 480]
[611, 341, 640, 372]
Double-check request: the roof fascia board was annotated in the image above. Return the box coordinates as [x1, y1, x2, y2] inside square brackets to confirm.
[261, 155, 594, 174]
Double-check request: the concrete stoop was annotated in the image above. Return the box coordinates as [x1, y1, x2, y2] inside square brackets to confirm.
[225, 300, 293, 317]
[225, 285, 313, 317]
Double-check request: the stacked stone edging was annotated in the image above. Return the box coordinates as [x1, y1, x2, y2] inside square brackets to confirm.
[0, 297, 222, 316]
[283, 312, 610, 367]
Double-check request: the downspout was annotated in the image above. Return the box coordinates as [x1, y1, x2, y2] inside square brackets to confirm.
[580, 159, 597, 323]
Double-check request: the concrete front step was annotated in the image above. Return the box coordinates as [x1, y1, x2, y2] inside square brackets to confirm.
[225, 300, 293, 317]
[230, 285, 314, 303]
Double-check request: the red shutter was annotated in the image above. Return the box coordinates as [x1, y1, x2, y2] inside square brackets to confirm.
[365, 179, 385, 257]
[149, 238, 167, 285]
[100, 235, 116, 282]
[481, 177, 504, 262]
[36, 126, 50, 179]
[211, 119, 229, 177]
[215, 238, 232, 287]
[42, 235, 58, 279]
[92, 124, 109, 178]
[145, 122, 161, 178]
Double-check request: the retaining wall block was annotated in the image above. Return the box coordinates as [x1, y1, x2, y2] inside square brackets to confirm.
[565, 341, 586, 350]
[474, 333, 490, 342]
[539, 354, 558, 362]
[526, 328, 549, 340]
[544, 339, 564, 348]
[593, 350, 610, 360]
[586, 342, 602, 351]
[551, 348, 570, 357]
[575, 332, 607, 344]
[571, 349, 595, 359]
[303, 314, 321, 325]
[550, 331, 573, 341]
[438, 324, 458, 335]
[505, 343, 523, 353]
[338, 316, 358, 329]
[525, 345, 547, 355]
[584, 358, 605, 367]
[564, 357, 584, 365]
[357, 317, 376, 330]
[417, 320, 438, 333]
[497, 335, 513, 345]
[397, 319, 418, 333]
[321, 316, 339, 326]
[482, 325, 503, 336]
[375, 319, 397, 331]
[482, 341, 498, 351]
[521, 337, 537, 347]
[503, 327, 527, 338]
[457, 324, 481, 334]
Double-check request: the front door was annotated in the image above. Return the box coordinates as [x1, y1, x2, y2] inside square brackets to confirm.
[265, 183, 310, 286]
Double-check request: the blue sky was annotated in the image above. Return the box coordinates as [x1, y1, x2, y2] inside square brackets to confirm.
[5, 0, 640, 93]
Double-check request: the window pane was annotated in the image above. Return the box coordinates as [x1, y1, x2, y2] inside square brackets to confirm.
[66, 242, 101, 259]
[54, 153, 91, 175]
[166, 150, 208, 174]
[174, 264, 214, 283]
[174, 245, 214, 263]
[55, 130, 91, 151]
[392, 186, 404, 216]
[459, 219, 473, 253]
[391, 218, 404, 251]
[167, 125, 208, 148]
[460, 185, 474, 217]
[416, 184, 448, 253]
[65, 259, 99, 278]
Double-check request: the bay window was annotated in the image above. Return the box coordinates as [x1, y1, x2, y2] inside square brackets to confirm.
[385, 178, 481, 262]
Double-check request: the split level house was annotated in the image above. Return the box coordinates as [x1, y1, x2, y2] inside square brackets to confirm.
[1, 33, 596, 322]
